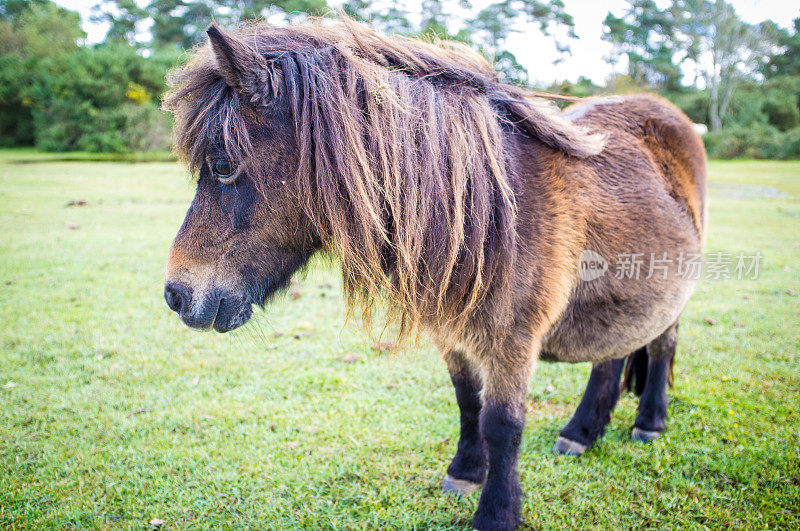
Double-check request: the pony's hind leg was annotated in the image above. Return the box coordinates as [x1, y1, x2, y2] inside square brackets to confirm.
[442, 350, 486, 495]
[554, 356, 626, 456]
[631, 321, 679, 442]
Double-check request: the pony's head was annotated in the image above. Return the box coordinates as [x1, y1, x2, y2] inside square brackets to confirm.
[162, 25, 315, 332]
[162, 19, 604, 334]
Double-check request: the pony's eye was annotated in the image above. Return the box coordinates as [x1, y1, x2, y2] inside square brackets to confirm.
[211, 158, 237, 180]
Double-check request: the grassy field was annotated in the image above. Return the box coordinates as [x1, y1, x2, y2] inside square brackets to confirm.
[0, 155, 798, 529]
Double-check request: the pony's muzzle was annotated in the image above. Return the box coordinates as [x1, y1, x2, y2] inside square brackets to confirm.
[164, 281, 252, 333]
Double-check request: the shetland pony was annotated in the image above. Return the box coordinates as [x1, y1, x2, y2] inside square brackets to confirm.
[162, 18, 705, 529]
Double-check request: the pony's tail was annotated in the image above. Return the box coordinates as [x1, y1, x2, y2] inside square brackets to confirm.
[621, 347, 649, 396]
[621, 346, 676, 396]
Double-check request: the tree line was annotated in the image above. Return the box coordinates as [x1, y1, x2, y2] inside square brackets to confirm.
[1, 0, 798, 158]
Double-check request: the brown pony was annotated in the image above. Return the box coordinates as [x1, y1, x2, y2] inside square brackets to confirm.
[162, 17, 705, 530]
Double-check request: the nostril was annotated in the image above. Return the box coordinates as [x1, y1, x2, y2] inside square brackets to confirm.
[164, 282, 189, 314]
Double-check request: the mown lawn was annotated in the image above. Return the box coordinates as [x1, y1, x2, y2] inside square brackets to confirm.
[0, 156, 798, 529]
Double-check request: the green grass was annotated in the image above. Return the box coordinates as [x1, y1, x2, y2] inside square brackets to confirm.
[1, 154, 798, 529]
[0, 147, 174, 163]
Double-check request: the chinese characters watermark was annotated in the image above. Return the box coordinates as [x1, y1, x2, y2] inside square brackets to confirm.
[578, 250, 762, 282]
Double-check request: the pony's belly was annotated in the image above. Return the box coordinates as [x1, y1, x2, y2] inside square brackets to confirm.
[541, 275, 697, 363]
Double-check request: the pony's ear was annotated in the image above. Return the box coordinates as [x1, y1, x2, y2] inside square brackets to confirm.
[207, 24, 268, 101]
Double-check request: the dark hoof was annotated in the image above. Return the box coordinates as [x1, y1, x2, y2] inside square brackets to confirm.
[631, 427, 663, 442]
[553, 436, 588, 456]
[441, 473, 481, 496]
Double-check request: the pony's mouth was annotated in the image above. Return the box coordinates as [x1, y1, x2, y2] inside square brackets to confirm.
[164, 283, 253, 333]
[209, 296, 253, 332]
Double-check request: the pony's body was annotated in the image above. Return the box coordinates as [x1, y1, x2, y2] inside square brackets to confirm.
[542, 95, 705, 363]
[430, 93, 705, 368]
[162, 19, 706, 530]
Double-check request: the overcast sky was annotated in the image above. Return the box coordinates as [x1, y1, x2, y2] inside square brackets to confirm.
[55, 0, 799, 84]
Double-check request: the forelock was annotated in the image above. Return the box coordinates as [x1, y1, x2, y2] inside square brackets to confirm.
[163, 59, 256, 174]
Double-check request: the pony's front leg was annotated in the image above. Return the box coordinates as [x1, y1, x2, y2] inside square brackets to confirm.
[472, 350, 535, 531]
[442, 350, 486, 495]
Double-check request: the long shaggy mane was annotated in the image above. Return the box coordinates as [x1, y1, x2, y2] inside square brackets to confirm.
[163, 16, 605, 338]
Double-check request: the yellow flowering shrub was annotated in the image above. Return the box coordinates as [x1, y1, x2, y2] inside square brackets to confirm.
[125, 82, 150, 105]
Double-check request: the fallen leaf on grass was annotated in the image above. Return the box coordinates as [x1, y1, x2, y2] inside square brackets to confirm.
[66, 199, 88, 207]
[335, 354, 359, 363]
[149, 518, 165, 527]
[786, 288, 796, 296]
[65, 222, 81, 230]
[703, 317, 717, 326]
[216, 492, 239, 505]
[2, 381, 19, 389]
[435, 437, 451, 448]
[289, 287, 302, 300]
[544, 384, 555, 393]
[127, 407, 153, 417]
[371, 340, 396, 352]
[734, 322, 746, 328]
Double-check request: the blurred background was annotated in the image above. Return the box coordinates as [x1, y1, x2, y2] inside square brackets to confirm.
[1, 0, 799, 160]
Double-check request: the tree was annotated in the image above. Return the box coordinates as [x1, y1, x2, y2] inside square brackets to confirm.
[341, 0, 413, 34]
[762, 17, 800, 78]
[604, 0, 781, 131]
[469, 0, 576, 84]
[149, 0, 214, 49]
[93, 0, 330, 51]
[346, 0, 577, 85]
[676, 0, 775, 132]
[602, 0, 684, 92]
[0, 0, 85, 145]
[0, 0, 50, 19]
[0, 0, 84, 57]
[91, 0, 147, 46]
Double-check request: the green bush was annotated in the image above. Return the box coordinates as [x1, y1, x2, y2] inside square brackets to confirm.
[118, 102, 172, 152]
[0, 0, 84, 146]
[669, 90, 709, 126]
[778, 127, 800, 159]
[0, 54, 35, 146]
[2, 0, 799, 158]
[703, 124, 800, 160]
[760, 76, 800, 131]
[29, 43, 175, 153]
